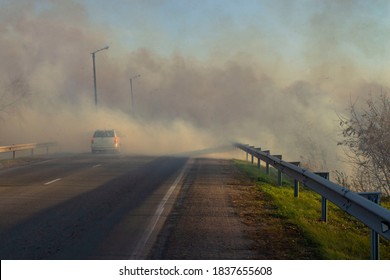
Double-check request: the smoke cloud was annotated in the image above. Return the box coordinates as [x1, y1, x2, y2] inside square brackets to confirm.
[0, 0, 389, 173]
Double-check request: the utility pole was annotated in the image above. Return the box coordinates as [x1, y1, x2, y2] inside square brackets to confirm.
[129, 74, 140, 115]
[91, 45, 109, 108]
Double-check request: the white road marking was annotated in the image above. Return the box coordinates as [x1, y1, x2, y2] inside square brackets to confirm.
[44, 178, 61, 185]
[131, 159, 192, 259]
[92, 164, 102, 168]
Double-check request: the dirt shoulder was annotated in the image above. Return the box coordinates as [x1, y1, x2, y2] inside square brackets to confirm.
[0, 157, 48, 170]
[150, 158, 319, 260]
[229, 171, 320, 259]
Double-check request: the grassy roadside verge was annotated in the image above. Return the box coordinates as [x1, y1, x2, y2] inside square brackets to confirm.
[0, 157, 48, 169]
[233, 159, 390, 260]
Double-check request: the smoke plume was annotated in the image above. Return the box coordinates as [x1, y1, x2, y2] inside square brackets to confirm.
[0, 0, 389, 173]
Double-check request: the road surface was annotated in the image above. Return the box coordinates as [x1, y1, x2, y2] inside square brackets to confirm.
[0, 153, 189, 259]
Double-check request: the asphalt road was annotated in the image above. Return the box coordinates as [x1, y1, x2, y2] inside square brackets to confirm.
[0, 153, 189, 259]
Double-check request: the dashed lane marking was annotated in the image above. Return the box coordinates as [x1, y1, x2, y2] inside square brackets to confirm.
[44, 178, 62, 185]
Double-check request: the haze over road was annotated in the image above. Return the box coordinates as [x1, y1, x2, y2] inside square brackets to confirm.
[0, 153, 188, 259]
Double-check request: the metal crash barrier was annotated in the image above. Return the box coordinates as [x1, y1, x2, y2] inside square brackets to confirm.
[234, 143, 390, 259]
[0, 142, 57, 159]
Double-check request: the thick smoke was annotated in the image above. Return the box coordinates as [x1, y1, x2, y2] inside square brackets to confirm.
[0, 0, 389, 173]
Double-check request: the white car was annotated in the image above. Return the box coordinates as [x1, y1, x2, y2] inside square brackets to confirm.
[91, 129, 120, 153]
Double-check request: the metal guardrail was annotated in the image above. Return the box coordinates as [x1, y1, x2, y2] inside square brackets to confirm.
[0, 142, 57, 159]
[234, 143, 390, 259]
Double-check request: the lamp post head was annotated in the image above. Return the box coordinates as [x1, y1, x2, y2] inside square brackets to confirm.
[92, 45, 109, 54]
[130, 74, 141, 80]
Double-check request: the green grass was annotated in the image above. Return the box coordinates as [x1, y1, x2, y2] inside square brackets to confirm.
[234, 159, 390, 260]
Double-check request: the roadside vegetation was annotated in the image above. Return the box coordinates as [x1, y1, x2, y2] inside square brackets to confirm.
[337, 93, 390, 196]
[0, 157, 46, 169]
[234, 159, 390, 260]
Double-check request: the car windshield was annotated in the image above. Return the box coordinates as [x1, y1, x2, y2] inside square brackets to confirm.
[105, 130, 115, 137]
[94, 130, 115, 137]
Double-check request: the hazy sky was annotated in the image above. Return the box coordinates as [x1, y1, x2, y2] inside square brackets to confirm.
[1, 0, 389, 170]
[3, 0, 388, 85]
[78, 0, 389, 79]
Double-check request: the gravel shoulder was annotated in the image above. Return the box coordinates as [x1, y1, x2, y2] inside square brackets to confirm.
[150, 158, 319, 260]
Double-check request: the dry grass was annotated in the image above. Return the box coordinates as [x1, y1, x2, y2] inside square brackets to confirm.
[228, 162, 321, 259]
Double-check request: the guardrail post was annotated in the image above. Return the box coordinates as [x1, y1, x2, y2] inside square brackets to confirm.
[13, 150, 16, 159]
[255, 147, 261, 169]
[249, 146, 255, 164]
[294, 179, 299, 197]
[273, 155, 282, 186]
[359, 192, 381, 260]
[315, 172, 329, 222]
[263, 150, 270, 174]
[371, 229, 379, 260]
[290, 162, 301, 197]
[321, 196, 327, 222]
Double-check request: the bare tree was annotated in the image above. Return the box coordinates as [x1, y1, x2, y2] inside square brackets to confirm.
[337, 93, 390, 196]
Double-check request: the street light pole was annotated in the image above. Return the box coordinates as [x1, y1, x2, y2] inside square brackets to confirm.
[92, 52, 97, 106]
[91, 45, 109, 108]
[129, 74, 140, 115]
